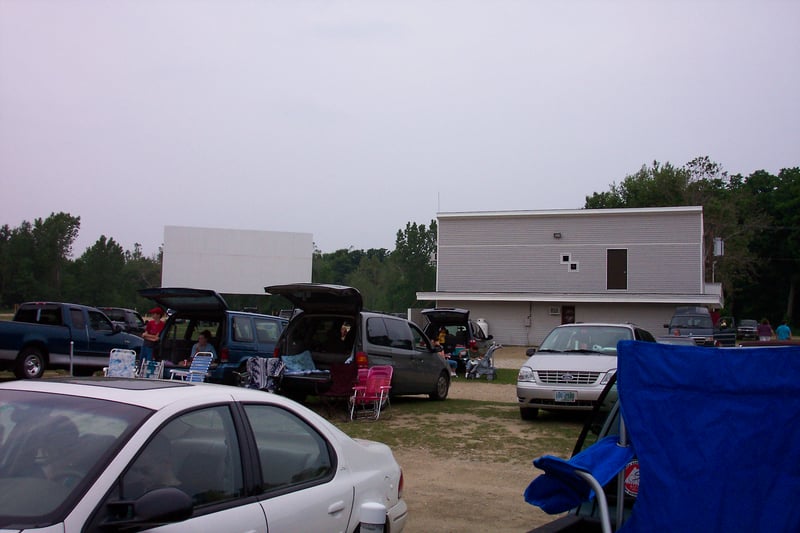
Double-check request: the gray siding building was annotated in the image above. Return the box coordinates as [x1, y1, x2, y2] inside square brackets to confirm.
[416, 206, 722, 346]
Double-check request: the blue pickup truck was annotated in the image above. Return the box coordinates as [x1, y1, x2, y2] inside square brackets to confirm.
[138, 287, 288, 385]
[0, 302, 144, 378]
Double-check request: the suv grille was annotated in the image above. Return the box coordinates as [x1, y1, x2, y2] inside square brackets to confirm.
[536, 370, 601, 385]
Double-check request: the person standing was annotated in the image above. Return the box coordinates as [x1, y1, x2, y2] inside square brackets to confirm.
[756, 318, 774, 341]
[140, 307, 165, 362]
[776, 320, 792, 341]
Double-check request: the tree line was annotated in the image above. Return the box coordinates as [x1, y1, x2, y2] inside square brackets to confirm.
[585, 156, 799, 325]
[1, 156, 797, 326]
[0, 215, 437, 315]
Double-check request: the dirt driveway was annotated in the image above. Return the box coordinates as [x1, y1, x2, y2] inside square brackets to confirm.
[389, 348, 574, 533]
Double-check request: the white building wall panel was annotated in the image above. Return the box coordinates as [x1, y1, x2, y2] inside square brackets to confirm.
[437, 209, 703, 295]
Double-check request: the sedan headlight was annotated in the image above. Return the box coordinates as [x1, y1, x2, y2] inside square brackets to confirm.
[518, 366, 534, 382]
[600, 368, 617, 385]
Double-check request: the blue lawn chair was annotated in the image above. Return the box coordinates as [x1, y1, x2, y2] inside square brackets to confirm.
[170, 352, 213, 382]
[525, 341, 800, 532]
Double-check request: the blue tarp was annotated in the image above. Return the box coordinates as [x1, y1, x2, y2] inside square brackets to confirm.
[616, 341, 800, 532]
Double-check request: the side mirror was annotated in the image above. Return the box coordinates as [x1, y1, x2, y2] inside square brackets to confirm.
[113, 324, 123, 333]
[525, 347, 537, 357]
[663, 324, 670, 329]
[104, 487, 193, 528]
[486, 334, 494, 341]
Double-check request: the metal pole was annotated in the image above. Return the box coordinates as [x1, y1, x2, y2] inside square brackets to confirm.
[69, 340, 74, 376]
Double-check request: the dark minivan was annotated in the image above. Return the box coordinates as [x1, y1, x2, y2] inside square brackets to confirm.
[266, 283, 451, 402]
[139, 287, 288, 384]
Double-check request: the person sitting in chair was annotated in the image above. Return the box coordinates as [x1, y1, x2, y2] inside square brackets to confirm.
[180, 330, 217, 366]
[432, 339, 458, 377]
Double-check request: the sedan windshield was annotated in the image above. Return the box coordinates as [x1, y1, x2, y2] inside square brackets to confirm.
[0, 390, 150, 528]
[539, 326, 634, 355]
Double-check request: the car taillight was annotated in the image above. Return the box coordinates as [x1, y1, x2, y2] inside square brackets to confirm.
[219, 347, 229, 362]
[273, 347, 281, 358]
[469, 339, 477, 349]
[398, 470, 404, 499]
[355, 351, 369, 368]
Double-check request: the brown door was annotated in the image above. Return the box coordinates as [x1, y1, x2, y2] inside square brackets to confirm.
[607, 249, 628, 290]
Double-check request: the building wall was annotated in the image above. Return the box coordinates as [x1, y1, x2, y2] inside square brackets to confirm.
[437, 208, 704, 295]
[432, 300, 677, 347]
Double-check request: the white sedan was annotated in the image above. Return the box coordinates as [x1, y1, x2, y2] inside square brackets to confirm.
[0, 378, 407, 532]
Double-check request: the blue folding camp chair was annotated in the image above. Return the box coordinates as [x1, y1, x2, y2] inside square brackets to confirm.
[170, 352, 213, 382]
[525, 341, 800, 532]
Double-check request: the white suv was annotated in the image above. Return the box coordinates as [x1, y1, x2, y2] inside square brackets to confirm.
[516, 323, 655, 420]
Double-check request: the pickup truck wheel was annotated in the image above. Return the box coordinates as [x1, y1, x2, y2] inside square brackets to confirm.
[428, 371, 450, 401]
[15, 348, 45, 379]
[520, 407, 539, 420]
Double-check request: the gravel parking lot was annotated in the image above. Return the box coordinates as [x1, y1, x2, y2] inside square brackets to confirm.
[391, 347, 576, 533]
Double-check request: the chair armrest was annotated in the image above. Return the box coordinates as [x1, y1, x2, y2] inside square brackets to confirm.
[524, 435, 634, 515]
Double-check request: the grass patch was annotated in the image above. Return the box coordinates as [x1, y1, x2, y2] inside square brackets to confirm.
[310, 394, 584, 466]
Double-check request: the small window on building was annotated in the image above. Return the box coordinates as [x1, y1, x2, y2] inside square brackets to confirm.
[569, 263, 579, 272]
[607, 249, 628, 290]
[561, 253, 571, 264]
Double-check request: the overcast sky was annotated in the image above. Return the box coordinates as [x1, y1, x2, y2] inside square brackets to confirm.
[1, 0, 798, 258]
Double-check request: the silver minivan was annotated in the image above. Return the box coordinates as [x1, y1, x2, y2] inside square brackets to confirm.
[517, 323, 655, 420]
[265, 283, 451, 402]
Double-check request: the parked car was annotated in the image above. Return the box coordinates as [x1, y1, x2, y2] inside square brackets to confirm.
[98, 307, 145, 334]
[0, 378, 407, 532]
[516, 323, 656, 420]
[420, 307, 493, 375]
[139, 288, 288, 385]
[663, 306, 715, 346]
[265, 283, 451, 402]
[0, 301, 143, 378]
[737, 318, 759, 340]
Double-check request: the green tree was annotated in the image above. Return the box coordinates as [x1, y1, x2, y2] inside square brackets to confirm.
[388, 220, 438, 311]
[71, 236, 127, 306]
[31, 212, 81, 299]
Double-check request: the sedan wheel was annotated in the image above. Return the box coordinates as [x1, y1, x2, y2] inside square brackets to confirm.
[520, 407, 539, 420]
[429, 371, 450, 401]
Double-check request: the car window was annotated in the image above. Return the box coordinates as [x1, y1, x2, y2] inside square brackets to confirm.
[385, 318, 413, 350]
[232, 316, 255, 342]
[0, 390, 149, 527]
[635, 328, 655, 342]
[366, 317, 391, 348]
[243, 405, 334, 494]
[118, 406, 244, 507]
[540, 326, 633, 354]
[70, 308, 86, 329]
[88, 310, 113, 332]
[255, 319, 281, 343]
[470, 321, 486, 340]
[410, 322, 431, 351]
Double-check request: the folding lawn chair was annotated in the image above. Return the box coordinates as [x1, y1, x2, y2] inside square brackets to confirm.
[104, 348, 138, 378]
[524, 341, 800, 533]
[170, 352, 213, 382]
[138, 359, 164, 379]
[350, 365, 393, 421]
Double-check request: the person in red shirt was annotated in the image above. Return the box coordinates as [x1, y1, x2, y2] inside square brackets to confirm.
[141, 307, 165, 362]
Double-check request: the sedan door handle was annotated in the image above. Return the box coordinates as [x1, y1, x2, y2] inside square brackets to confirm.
[328, 500, 346, 515]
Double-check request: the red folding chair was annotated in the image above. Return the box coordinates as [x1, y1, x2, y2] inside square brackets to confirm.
[350, 365, 393, 421]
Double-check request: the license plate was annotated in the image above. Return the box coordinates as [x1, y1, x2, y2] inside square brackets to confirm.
[555, 390, 576, 403]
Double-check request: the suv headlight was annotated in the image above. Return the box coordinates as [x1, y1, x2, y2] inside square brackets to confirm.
[600, 368, 617, 385]
[518, 366, 534, 382]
